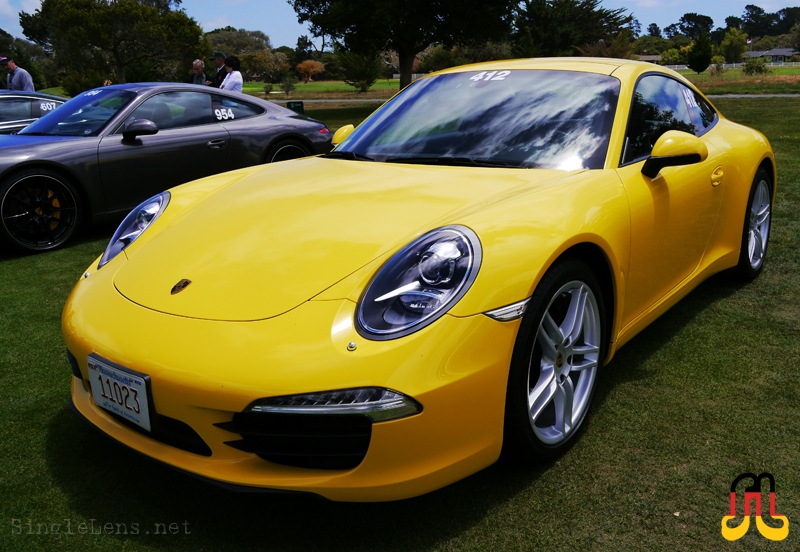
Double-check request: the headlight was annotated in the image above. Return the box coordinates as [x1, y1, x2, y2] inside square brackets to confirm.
[98, 192, 169, 268]
[357, 225, 481, 339]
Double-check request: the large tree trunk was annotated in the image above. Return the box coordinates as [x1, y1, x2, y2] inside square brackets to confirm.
[397, 49, 416, 89]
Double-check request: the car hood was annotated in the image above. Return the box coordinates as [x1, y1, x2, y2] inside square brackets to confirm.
[114, 157, 571, 321]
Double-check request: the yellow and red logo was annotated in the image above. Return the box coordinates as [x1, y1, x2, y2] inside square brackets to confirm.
[722, 472, 789, 541]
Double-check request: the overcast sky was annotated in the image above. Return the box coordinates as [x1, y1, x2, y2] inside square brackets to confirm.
[1, 0, 799, 50]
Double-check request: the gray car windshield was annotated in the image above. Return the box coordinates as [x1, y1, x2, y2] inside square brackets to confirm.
[19, 89, 137, 137]
[336, 70, 620, 170]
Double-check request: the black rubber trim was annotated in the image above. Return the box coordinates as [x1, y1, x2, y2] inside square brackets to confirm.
[67, 398, 324, 499]
[66, 349, 82, 379]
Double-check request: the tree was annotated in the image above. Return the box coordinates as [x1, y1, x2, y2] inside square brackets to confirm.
[720, 27, 748, 63]
[628, 18, 641, 39]
[633, 35, 669, 55]
[20, 0, 206, 90]
[336, 46, 385, 92]
[741, 5, 773, 38]
[678, 13, 714, 40]
[686, 31, 712, 74]
[512, 0, 632, 58]
[660, 48, 683, 65]
[290, 0, 515, 88]
[647, 23, 661, 37]
[793, 24, 800, 50]
[577, 28, 636, 59]
[240, 49, 288, 82]
[663, 23, 680, 39]
[726, 16, 743, 29]
[296, 59, 324, 83]
[206, 27, 272, 56]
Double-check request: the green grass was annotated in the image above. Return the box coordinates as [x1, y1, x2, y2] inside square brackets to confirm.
[680, 67, 800, 95]
[1, 98, 799, 551]
[245, 79, 400, 101]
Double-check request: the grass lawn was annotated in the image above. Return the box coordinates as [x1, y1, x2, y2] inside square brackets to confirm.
[681, 67, 800, 95]
[1, 98, 799, 551]
[245, 79, 400, 101]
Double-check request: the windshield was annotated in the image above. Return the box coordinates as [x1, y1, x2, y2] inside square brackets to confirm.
[336, 70, 620, 170]
[20, 89, 137, 137]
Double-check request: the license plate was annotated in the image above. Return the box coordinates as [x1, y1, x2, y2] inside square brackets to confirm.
[87, 356, 152, 432]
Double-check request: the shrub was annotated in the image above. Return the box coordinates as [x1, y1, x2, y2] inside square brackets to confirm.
[280, 75, 297, 97]
[742, 57, 771, 76]
[263, 83, 273, 94]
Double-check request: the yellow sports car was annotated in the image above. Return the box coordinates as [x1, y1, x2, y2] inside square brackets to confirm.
[63, 58, 774, 501]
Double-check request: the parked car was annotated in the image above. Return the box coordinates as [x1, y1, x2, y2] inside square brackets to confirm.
[0, 90, 66, 134]
[0, 83, 332, 252]
[64, 59, 774, 501]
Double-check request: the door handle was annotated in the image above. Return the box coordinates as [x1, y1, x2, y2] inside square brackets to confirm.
[711, 166, 724, 187]
[206, 139, 226, 149]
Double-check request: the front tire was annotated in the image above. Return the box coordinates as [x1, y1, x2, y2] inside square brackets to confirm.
[0, 169, 82, 252]
[735, 167, 772, 280]
[504, 258, 607, 462]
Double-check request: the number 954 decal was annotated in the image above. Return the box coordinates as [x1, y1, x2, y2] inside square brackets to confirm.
[215, 108, 235, 120]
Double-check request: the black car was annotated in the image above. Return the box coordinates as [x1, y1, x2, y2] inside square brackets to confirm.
[0, 90, 67, 134]
[0, 83, 332, 252]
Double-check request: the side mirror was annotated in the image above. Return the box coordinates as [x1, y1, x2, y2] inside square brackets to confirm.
[641, 130, 708, 178]
[331, 124, 354, 146]
[122, 119, 158, 142]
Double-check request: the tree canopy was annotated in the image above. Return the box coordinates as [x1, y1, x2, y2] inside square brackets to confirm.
[20, 0, 206, 92]
[206, 27, 272, 56]
[290, 0, 515, 88]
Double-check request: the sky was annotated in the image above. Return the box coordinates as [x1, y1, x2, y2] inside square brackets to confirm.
[1, 0, 799, 49]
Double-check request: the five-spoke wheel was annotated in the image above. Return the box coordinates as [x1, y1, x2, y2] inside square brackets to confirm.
[0, 169, 81, 252]
[505, 258, 606, 460]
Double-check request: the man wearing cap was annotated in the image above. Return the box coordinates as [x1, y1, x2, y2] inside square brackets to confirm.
[206, 51, 227, 88]
[0, 56, 34, 91]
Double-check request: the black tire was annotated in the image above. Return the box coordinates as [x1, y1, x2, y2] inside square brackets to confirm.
[264, 139, 311, 163]
[735, 167, 772, 281]
[503, 258, 607, 462]
[0, 169, 82, 252]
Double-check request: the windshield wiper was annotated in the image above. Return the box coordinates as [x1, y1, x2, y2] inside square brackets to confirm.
[385, 156, 521, 168]
[323, 151, 375, 161]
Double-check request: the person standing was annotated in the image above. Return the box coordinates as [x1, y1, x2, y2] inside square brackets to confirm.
[0, 56, 34, 91]
[206, 51, 226, 88]
[185, 59, 207, 85]
[220, 56, 243, 93]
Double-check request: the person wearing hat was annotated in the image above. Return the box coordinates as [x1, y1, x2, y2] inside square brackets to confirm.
[0, 56, 34, 91]
[206, 51, 227, 88]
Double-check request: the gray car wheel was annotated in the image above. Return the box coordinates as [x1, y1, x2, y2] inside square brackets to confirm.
[265, 140, 311, 163]
[504, 258, 606, 461]
[735, 167, 772, 280]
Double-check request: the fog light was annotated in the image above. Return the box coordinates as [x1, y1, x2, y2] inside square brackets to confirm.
[246, 387, 422, 422]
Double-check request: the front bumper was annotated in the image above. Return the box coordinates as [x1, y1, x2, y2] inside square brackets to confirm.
[63, 265, 520, 501]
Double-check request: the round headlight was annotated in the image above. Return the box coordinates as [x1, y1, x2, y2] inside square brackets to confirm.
[98, 192, 169, 268]
[356, 225, 481, 340]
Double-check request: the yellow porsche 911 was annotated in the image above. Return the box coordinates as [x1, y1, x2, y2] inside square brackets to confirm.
[63, 58, 774, 501]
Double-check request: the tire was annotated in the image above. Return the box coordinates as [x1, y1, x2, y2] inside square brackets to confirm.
[503, 258, 607, 462]
[735, 167, 772, 281]
[0, 169, 82, 252]
[264, 139, 311, 163]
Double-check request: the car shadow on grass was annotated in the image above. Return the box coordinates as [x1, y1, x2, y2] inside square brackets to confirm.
[43, 273, 746, 551]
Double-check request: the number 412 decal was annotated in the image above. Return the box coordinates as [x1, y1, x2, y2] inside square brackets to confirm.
[215, 108, 235, 120]
[470, 71, 511, 82]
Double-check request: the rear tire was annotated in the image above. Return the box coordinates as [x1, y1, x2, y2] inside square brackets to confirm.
[503, 258, 607, 462]
[265, 140, 311, 163]
[0, 169, 82, 252]
[735, 167, 772, 281]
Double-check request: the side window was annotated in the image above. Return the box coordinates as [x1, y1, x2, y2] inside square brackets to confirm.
[31, 99, 63, 118]
[0, 98, 33, 122]
[681, 85, 717, 134]
[623, 75, 696, 164]
[212, 95, 265, 122]
[128, 91, 213, 131]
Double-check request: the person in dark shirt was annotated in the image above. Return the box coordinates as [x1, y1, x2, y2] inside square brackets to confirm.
[185, 59, 207, 85]
[0, 56, 34, 91]
[206, 51, 226, 88]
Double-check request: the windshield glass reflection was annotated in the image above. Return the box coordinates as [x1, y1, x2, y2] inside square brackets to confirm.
[20, 89, 137, 137]
[338, 70, 620, 170]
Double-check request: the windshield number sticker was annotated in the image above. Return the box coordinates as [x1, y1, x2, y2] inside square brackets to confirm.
[470, 71, 511, 82]
[681, 88, 698, 109]
[40, 102, 57, 112]
[215, 108, 235, 120]
[83, 90, 102, 97]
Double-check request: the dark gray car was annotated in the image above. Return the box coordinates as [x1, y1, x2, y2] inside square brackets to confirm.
[0, 90, 67, 134]
[0, 83, 332, 252]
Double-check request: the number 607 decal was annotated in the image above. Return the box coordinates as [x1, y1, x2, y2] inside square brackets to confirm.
[470, 71, 511, 82]
[215, 108, 235, 120]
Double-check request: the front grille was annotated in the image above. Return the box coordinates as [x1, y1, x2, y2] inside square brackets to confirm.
[216, 412, 372, 470]
[106, 410, 212, 457]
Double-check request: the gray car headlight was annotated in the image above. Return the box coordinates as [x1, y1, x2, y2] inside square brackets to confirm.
[357, 225, 481, 340]
[98, 192, 169, 268]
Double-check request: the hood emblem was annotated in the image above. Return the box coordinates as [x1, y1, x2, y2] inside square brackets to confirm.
[170, 279, 192, 295]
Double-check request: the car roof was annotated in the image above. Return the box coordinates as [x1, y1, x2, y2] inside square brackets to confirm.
[0, 90, 68, 101]
[86, 82, 278, 110]
[437, 57, 672, 77]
